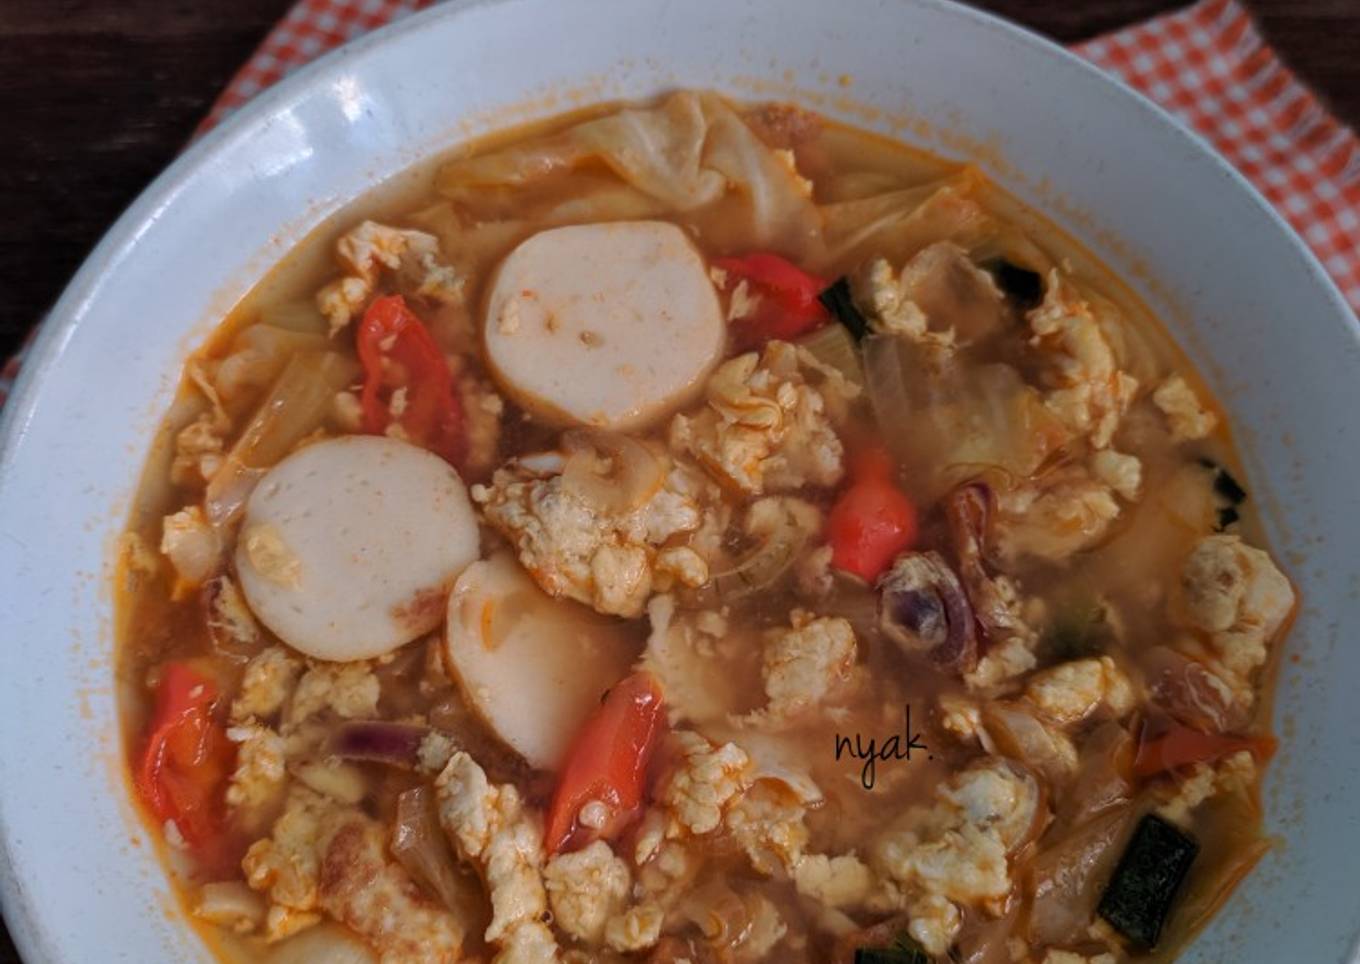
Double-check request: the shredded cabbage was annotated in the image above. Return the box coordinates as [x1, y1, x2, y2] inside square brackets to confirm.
[204, 350, 358, 526]
[436, 91, 822, 258]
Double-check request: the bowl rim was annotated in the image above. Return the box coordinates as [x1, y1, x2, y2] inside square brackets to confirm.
[1, 0, 1356, 960]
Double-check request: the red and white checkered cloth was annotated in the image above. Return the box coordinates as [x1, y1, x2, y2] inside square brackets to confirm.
[2, 0, 1357, 408]
[1076, 0, 1360, 310]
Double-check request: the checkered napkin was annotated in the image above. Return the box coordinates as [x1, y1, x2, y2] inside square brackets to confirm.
[3, 0, 1357, 408]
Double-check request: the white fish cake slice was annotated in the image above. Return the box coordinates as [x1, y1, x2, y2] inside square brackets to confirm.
[443, 551, 637, 770]
[235, 436, 480, 661]
[484, 220, 724, 430]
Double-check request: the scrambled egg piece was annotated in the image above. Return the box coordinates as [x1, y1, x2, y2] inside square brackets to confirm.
[1090, 448, 1143, 502]
[319, 816, 464, 962]
[726, 780, 811, 875]
[658, 731, 752, 836]
[963, 632, 1038, 693]
[992, 468, 1121, 565]
[853, 243, 1005, 346]
[287, 661, 380, 728]
[242, 787, 462, 959]
[160, 505, 223, 590]
[231, 647, 302, 723]
[880, 812, 1009, 908]
[1157, 750, 1257, 827]
[171, 362, 231, 487]
[331, 389, 364, 433]
[1027, 272, 1138, 449]
[1042, 952, 1117, 964]
[242, 787, 332, 921]
[753, 610, 857, 722]
[1177, 534, 1294, 699]
[225, 722, 287, 815]
[791, 761, 1039, 955]
[937, 693, 986, 744]
[206, 575, 260, 651]
[1023, 657, 1137, 727]
[638, 837, 702, 900]
[241, 522, 302, 589]
[866, 759, 1040, 952]
[543, 841, 631, 945]
[225, 654, 379, 766]
[1153, 373, 1218, 442]
[495, 923, 562, 964]
[905, 893, 963, 959]
[315, 221, 463, 335]
[853, 257, 932, 339]
[417, 730, 458, 775]
[669, 340, 844, 496]
[727, 278, 763, 322]
[474, 453, 713, 618]
[568, 836, 698, 954]
[940, 760, 1042, 854]
[193, 882, 266, 934]
[172, 416, 228, 489]
[435, 751, 560, 962]
[745, 493, 822, 542]
[794, 853, 877, 908]
[655, 545, 710, 588]
[228, 652, 375, 789]
[604, 904, 666, 953]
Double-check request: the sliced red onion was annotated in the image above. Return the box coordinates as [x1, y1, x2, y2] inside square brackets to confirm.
[1143, 645, 1245, 732]
[328, 720, 432, 767]
[944, 481, 1027, 646]
[876, 550, 977, 673]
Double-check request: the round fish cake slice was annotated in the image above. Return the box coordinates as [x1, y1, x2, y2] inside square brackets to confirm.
[484, 220, 724, 430]
[443, 551, 637, 770]
[235, 435, 480, 661]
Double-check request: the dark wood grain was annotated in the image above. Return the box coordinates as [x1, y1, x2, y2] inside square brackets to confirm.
[0, 0, 296, 360]
[0, 1, 1357, 960]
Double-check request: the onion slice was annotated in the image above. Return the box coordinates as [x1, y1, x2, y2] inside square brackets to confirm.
[797, 323, 864, 388]
[876, 550, 977, 673]
[945, 482, 1028, 645]
[683, 503, 812, 607]
[1029, 805, 1137, 946]
[266, 923, 376, 964]
[560, 429, 666, 513]
[328, 720, 434, 767]
[205, 350, 358, 527]
[391, 786, 487, 920]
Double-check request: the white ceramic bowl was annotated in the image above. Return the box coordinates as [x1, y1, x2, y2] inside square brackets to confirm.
[2, 0, 1358, 960]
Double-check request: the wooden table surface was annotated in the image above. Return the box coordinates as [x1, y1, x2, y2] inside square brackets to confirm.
[0, 0, 1356, 958]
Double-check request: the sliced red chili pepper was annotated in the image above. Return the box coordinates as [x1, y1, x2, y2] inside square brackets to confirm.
[713, 252, 829, 345]
[356, 294, 466, 466]
[1133, 719, 1276, 778]
[544, 672, 667, 856]
[826, 446, 919, 582]
[136, 662, 234, 854]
